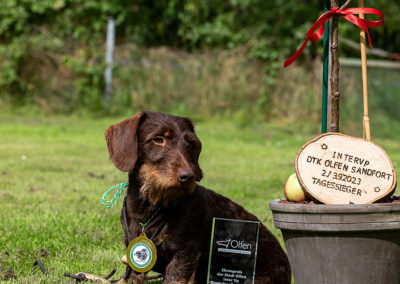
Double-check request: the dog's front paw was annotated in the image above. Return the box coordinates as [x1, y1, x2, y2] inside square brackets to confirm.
[163, 281, 193, 284]
[162, 273, 197, 284]
[123, 272, 147, 284]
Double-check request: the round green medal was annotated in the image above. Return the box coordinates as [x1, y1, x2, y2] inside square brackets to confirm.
[126, 233, 157, 273]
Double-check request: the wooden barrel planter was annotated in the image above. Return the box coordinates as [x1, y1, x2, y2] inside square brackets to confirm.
[269, 199, 400, 284]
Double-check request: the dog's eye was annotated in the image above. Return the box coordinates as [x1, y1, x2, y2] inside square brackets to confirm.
[152, 136, 165, 145]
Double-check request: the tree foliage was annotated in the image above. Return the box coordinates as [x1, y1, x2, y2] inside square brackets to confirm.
[0, 0, 399, 111]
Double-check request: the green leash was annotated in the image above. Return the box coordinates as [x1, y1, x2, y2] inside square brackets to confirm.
[102, 182, 129, 208]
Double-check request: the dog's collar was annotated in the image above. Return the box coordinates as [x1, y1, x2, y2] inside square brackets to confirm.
[104, 182, 166, 241]
[139, 207, 162, 234]
[122, 196, 167, 243]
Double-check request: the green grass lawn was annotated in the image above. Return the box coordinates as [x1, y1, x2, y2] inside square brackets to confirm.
[1, 112, 399, 283]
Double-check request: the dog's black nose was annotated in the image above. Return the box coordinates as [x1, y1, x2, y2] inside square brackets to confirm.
[177, 169, 195, 184]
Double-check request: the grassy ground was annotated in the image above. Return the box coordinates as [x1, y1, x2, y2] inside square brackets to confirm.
[1, 112, 399, 283]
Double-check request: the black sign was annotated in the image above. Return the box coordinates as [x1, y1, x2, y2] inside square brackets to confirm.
[207, 218, 260, 284]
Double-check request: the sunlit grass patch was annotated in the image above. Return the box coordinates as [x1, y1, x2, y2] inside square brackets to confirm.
[0, 112, 399, 282]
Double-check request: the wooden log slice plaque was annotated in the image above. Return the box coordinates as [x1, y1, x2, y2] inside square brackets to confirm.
[295, 133, 396, 204]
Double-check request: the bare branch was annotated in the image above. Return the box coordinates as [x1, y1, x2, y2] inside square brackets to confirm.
[340, 0, 353, 10]
[330, 0, 340, 132]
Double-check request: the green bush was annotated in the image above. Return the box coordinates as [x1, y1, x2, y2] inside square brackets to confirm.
[0, 0, 399, 117]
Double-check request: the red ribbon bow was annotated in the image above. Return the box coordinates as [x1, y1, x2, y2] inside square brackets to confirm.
[284, 7, 383, 68]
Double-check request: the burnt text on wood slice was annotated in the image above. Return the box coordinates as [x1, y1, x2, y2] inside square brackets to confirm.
[295, 133, 396, 204]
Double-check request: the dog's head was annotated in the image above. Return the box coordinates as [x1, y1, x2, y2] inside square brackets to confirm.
[105, 111, 203, 206]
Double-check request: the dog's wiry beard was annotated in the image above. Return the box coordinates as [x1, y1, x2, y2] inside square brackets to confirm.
[139, 164, 196, 206]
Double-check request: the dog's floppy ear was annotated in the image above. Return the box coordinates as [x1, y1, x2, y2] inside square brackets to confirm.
[105, 112, 145, 172]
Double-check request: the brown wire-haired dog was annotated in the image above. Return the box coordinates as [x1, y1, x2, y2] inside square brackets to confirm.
[105, 111, 291, 283]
